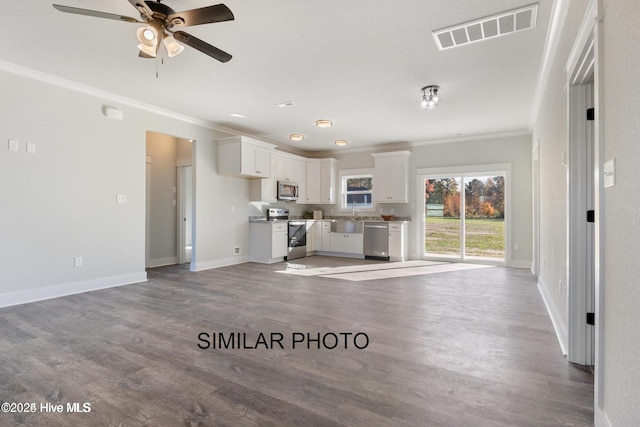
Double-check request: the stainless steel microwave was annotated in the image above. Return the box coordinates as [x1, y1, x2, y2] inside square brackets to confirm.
[277, 181, 299, 201]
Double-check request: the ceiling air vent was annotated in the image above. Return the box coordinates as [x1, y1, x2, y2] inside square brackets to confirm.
[432, 3, 538, 51]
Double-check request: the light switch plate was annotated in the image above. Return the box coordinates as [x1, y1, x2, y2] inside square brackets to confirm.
[8, 139, 19, 151]
[26, 142, 36, 154]
[604, 158, 615, 188]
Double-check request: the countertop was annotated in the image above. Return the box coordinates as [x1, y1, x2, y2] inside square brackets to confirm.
[249, 216, 410, 223]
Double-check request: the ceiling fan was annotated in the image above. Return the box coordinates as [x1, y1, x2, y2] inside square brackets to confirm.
[52, 1, 234, 62]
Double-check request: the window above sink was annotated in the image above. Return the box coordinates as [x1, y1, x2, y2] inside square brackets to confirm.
[339, 168, 375, 213]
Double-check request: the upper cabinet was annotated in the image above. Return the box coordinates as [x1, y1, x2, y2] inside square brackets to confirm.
[274, 152, 307, 201]
[372, 151, 412, 203]
[304, 158, 336, 204]
[217, 136, 276, 178]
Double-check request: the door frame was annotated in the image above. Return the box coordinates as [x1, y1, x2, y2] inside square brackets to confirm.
[565, 0, 604, 418]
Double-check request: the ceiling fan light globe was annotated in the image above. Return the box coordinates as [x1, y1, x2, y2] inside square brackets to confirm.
[163, 36, 185, 57]
[136, 26, 158, 47]
[137, 43, 157, 58]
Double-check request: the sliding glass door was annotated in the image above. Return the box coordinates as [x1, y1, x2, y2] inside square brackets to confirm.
[425, 177, 462, 258]
[421, 165, 509, 264]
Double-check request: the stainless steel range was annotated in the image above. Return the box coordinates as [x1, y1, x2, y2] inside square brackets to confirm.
[266, 208, 307, 261]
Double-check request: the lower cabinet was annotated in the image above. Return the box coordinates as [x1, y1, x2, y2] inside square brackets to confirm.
[329, 233, 363, 254]
[306, 221, 319, 254]
[320, 221, 332, 251]
[251, 222, 288, 263]
[388, 222, 408, 261]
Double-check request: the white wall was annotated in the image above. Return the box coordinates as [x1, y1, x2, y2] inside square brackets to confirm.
[0, 70, 146, 301]
[601, 0, 640, 425]
[0, 68, 251, 306]
[331, 134, 533, 266]
[532, 0, 588, 353]
[533, 0, 640, 424]
[146, 132, 179, 267]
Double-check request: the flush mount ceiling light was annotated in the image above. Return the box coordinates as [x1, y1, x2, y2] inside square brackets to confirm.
[315, 120, 333, 128]
[432, 4, 538, 50]
[289, 134, 305, 141]
[420, 85, 440, 110]
[334, 140, 348, 146]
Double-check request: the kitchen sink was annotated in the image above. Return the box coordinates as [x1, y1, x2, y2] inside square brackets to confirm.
[331, 220, 363, 233]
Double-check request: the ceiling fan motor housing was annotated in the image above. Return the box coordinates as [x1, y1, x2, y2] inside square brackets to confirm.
[139, 1, 176, 26]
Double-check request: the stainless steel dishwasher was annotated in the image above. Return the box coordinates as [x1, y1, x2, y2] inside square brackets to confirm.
[363, 222, 389, 260]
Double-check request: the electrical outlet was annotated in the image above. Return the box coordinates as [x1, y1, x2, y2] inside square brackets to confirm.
[8, 139, 19, 151]
[74, 256, 83, 267]
[117, 194, 127, 204]
[233, 246, 241, 256]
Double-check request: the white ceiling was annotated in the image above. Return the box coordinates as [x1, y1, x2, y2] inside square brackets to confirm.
[4, 0, 552, 152]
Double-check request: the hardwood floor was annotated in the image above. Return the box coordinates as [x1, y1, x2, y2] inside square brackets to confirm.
[0, 257, 593, 426]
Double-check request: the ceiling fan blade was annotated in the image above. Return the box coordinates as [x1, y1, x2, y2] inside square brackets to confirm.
[52, 4, 141, 23]
[168, 4, 234, 27]
[173, 31, 232, 63]
[127, 0, 154, 19]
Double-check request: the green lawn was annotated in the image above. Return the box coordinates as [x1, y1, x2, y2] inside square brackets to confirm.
[425, 217, 505, 259]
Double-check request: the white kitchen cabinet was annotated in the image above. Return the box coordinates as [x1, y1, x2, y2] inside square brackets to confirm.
[250, 221, 288, 263]
[249, 152, 277, 202]
[217, 136, 276, 178]
[275, 153, 296, 182]
[320, 221, 332, 250]
[305, 221, 315, 253]
[372, 151, 411, 203]
[388, 222, 408, 261]
[330, 233, 363, 254]
[304, 158, 336, 204]
[275, 153, 307, 201]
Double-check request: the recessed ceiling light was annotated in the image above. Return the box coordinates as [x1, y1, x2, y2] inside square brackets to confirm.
[316, 120, 333, 128]
[334, 140, 348, 146]
[289, 134, 304, 141]
[229, 113, 245, 118]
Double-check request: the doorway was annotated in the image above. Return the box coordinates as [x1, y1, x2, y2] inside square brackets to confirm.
[145, 132, 194, 268]
[177, 164, 193, 264]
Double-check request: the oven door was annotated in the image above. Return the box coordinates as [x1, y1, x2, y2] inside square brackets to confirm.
[287, 221, 307, 260]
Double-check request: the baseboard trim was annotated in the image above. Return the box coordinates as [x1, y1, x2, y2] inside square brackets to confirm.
[0, 272, 148, 308]
[510, 259, 533, 269]
[594, 405, 611, 427]
[148, 257, 179, 268]
[537, 277, 568, 356]
[190, 255, 251, 272]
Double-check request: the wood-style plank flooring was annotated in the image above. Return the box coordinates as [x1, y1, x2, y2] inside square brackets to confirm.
[0, 257, 593, 426]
